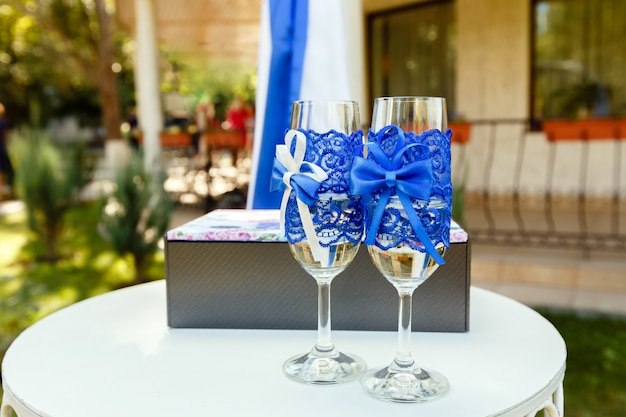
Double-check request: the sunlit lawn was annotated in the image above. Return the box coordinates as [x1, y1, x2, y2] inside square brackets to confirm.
[0, 201, 165, 374]
[1, 203, 625, 416]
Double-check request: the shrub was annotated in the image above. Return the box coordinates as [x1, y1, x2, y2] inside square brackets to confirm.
[10, 130, 92, 262]
[99, 151, 173, 284]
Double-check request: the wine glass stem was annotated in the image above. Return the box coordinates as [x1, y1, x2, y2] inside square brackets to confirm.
[394, 289, 417, 371]
[315, 280, 334, 353]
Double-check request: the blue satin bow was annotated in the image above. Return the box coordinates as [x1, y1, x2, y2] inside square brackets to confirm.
[271, 160, 323, 206]
[350, 145, 433, 200]
[350, 125, 446, 265]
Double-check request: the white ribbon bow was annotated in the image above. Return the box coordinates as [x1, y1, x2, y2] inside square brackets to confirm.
[276, 130, 329, 266]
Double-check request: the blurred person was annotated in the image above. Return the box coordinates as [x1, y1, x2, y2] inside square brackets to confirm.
[225, 97, 252, 148]
[0, 102, 13, 201]
[225, 97, 248, 130]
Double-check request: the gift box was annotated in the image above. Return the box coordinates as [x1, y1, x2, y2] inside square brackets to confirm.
[165, 209, 470, 332]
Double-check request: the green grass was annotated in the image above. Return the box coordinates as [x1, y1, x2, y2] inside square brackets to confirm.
[537, 308, 626, 416]
[0, 202, 165, 370]
[1, 204, 625, 415]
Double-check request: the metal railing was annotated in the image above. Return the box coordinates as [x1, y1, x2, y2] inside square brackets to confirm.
[458, 119, 625, 252]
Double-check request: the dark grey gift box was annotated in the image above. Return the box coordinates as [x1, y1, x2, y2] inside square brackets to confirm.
[165, 210, 471, 332]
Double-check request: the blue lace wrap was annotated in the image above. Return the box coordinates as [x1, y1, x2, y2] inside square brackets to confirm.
[272, 129, 364, 246]
[350, 125, 452, 263]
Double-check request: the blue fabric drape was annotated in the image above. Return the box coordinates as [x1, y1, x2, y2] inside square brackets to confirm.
[252, 0, 308, 209]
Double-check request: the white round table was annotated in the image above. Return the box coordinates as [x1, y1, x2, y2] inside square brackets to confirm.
[2, 281, 566, 417]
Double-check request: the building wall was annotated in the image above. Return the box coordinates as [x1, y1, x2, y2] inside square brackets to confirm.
[456, 0, 530, 119]
[364, 0, 532, 120]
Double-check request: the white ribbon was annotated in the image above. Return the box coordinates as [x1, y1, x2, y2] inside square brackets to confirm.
[276, 130, 329, 266]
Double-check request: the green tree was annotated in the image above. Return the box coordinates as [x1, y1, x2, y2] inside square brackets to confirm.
[0, 0, 132, 136]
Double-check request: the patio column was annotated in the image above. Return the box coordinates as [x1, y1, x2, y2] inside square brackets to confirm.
[134, 0, 163, 174]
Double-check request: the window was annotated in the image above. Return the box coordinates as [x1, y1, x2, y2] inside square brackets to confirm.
[533, 0, 626, 119]
[368, 1, 457, 118]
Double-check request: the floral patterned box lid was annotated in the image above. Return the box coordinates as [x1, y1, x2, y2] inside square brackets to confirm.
[166, 209, 469, 243]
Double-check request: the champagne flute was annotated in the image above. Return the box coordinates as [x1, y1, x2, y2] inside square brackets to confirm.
[352, 96, 452, 402]
[274, 100, 366, 384]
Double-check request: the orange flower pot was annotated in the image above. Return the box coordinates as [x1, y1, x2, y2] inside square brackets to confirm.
[542, 119, 624, 141]
[448, 122, 472, 144]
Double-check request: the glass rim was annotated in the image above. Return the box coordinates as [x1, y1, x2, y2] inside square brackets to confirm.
[292, 99, 359, 105]
[374, 96, 446, 102]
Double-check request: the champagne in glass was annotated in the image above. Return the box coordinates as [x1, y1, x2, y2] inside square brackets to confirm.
[275, 100, 366, 384]
[353, 96, 452, 402]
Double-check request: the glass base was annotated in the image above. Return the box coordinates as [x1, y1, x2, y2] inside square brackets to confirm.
[360, 364, 449, 403]
[283, 349, 366, 385]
